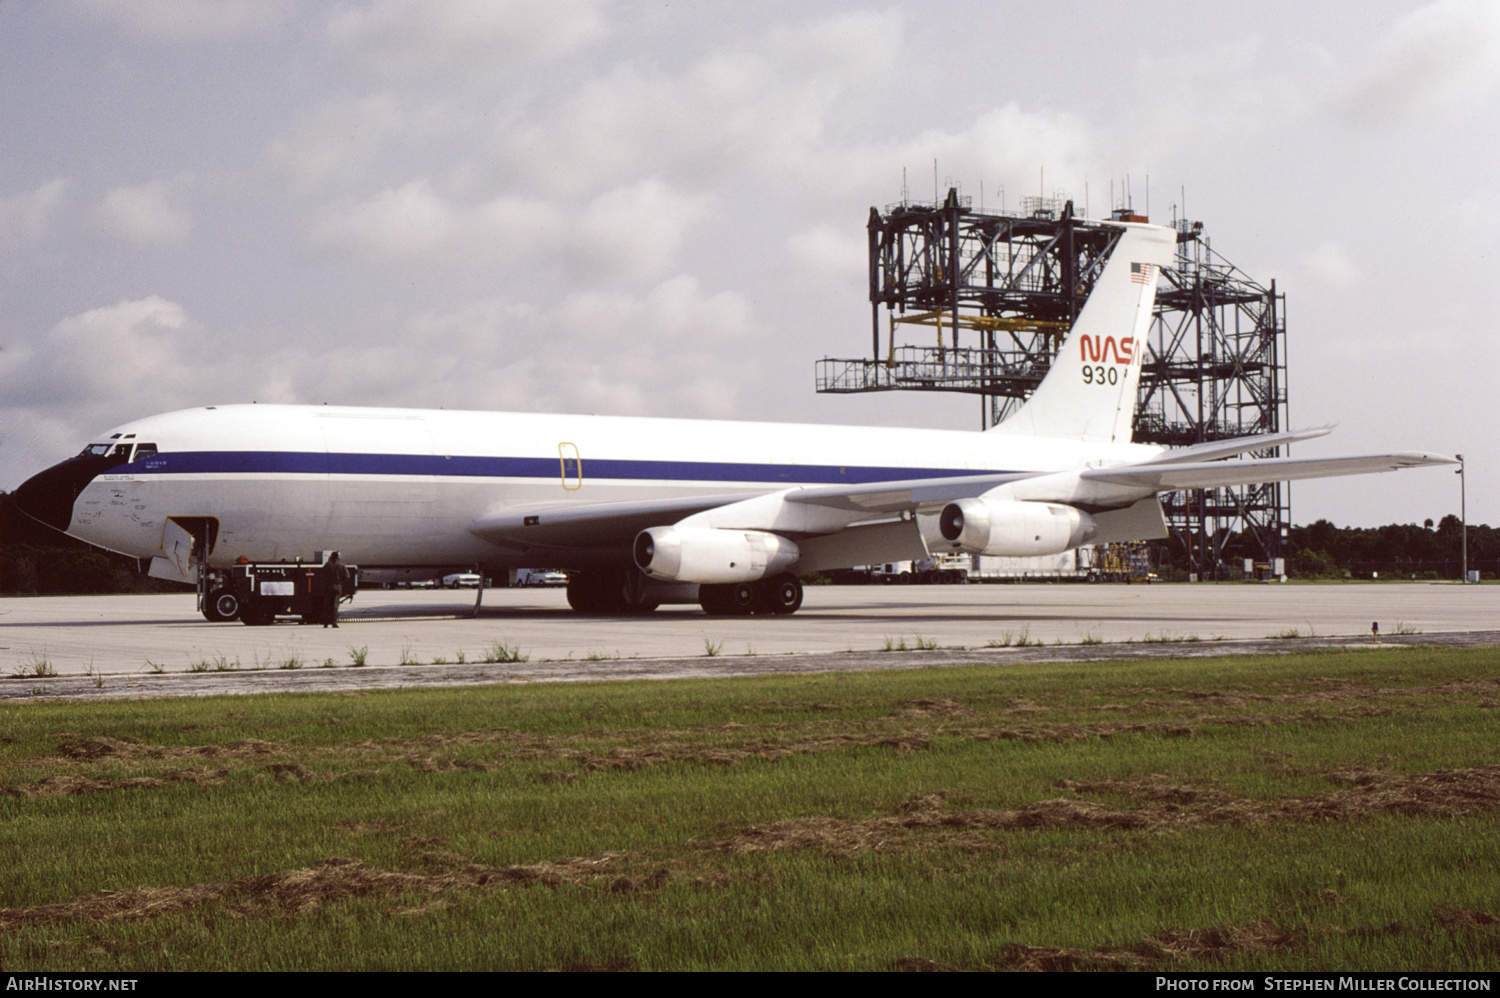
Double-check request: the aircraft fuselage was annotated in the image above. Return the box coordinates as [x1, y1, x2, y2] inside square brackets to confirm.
[26, 403, 1160, 572]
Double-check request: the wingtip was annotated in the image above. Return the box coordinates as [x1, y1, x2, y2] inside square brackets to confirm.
[1398, 452, 1461, 467]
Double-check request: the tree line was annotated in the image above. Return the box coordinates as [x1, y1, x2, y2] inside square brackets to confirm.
[0, 491, 188, 594]
[1212, 515, 1495, 581]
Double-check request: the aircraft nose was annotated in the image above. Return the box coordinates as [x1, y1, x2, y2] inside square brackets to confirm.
[12, 456, 113, 532]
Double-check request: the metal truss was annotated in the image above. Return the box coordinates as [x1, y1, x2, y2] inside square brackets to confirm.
[816, 190, 1291, 578]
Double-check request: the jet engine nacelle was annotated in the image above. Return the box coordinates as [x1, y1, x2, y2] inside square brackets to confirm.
[937, 498, 1098, 557]
[634, 526, 800, 584]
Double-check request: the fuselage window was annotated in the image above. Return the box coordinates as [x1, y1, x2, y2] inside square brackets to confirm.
[135, 443, 158, 459]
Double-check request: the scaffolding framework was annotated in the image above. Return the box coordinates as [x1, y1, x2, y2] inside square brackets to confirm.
[815, 189, 1290, 578]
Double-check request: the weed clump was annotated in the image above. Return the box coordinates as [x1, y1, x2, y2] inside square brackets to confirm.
[10, 654, 58, 679]
[482, 642, 528, 664]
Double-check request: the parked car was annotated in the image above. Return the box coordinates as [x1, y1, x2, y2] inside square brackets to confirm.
[513, 568, 567, 587]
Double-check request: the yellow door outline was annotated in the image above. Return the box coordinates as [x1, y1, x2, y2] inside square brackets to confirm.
[558, 442, 582, 490]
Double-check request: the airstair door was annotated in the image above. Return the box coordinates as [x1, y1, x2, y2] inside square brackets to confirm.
[148, 516, 203, 584]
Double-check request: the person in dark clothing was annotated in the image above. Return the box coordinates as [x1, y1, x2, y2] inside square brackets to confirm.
[322, 552, 343, 628]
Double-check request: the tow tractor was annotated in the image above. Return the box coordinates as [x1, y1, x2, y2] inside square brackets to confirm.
[199, 554, 358, 625]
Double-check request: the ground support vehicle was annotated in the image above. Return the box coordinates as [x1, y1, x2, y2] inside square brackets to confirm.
[199, 557, 358, 624]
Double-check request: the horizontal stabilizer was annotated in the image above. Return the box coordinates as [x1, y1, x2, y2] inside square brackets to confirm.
[1143, 426, 1334, 464]
[1082, 452, 1456, 491]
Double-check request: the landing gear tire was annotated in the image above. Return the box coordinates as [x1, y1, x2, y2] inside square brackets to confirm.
[752, 574, 803, 615]
[567, 573, 608, 612]
[567, 570, 659, 614]
[202, 588, 241, 623]
[700, 582, 756, 616]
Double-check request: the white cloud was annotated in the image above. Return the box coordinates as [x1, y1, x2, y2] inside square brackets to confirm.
[265, 93, 441, 190]
[784, 224, 865, 291]
[263, 276, 761, 420]
[497, 9, 904, 196]
[2, 297, 318, 476]
[1126, 37, 1306, 151]
[308, 179, 466, 260]
[575, 181, 715, 281]
[1300, 242, 1361, 289]
[326, 0, 607, 80]
[308, 177, 710, 280]
[0, 178, 71, 249]
[12, 297, 195, 409]
[95, 179, 194, 249]
[1335, 0, 1500, 126]
[856, 104, 1098, 207]
[72, 0, 292, 42]
[0, 273, 761, 463]
[308, 179, 563, 266]
[767, 8, 903, 84]
[533, 276, 760, 417]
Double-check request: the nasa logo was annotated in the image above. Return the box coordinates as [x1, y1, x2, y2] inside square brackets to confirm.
[1079, 334, 1136, 365]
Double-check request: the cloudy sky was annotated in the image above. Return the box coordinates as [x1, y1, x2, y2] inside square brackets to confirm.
[2, 0, 1496, 527]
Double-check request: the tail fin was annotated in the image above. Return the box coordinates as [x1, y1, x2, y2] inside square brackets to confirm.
[990, 221, 1177, 443]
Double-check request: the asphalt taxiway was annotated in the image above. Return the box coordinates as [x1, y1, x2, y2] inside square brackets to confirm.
[2, 582, 1496, 699]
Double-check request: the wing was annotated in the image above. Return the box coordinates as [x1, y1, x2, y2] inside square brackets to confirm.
[465, 474, 1032, 572]
[467, 437, 1456, 574]
[469, 491, 769, 553]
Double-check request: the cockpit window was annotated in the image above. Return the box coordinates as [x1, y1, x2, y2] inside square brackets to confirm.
[78, 441, 157, 461]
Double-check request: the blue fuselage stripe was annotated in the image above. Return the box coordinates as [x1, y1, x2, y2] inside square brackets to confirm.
[124, 451, 999, 485]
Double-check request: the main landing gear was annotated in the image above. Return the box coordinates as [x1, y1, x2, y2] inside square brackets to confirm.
[565, 569, 804, 616]
[699, 573, 802, 616]
[566, 568, 661, 614]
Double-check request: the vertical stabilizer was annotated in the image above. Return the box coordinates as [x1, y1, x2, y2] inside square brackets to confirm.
[990, 221, 1177, 443]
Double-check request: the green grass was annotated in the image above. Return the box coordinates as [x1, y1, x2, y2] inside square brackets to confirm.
[3, 647, 1499, 971]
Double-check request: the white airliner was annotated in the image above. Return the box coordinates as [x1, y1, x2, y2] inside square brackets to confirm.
[13, 221, 1453, 618]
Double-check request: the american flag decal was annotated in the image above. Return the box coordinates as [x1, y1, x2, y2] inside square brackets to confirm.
[1130, 262, 1154, 285]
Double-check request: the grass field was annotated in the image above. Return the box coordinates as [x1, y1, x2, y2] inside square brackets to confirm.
[3, 646, 1498, 971]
